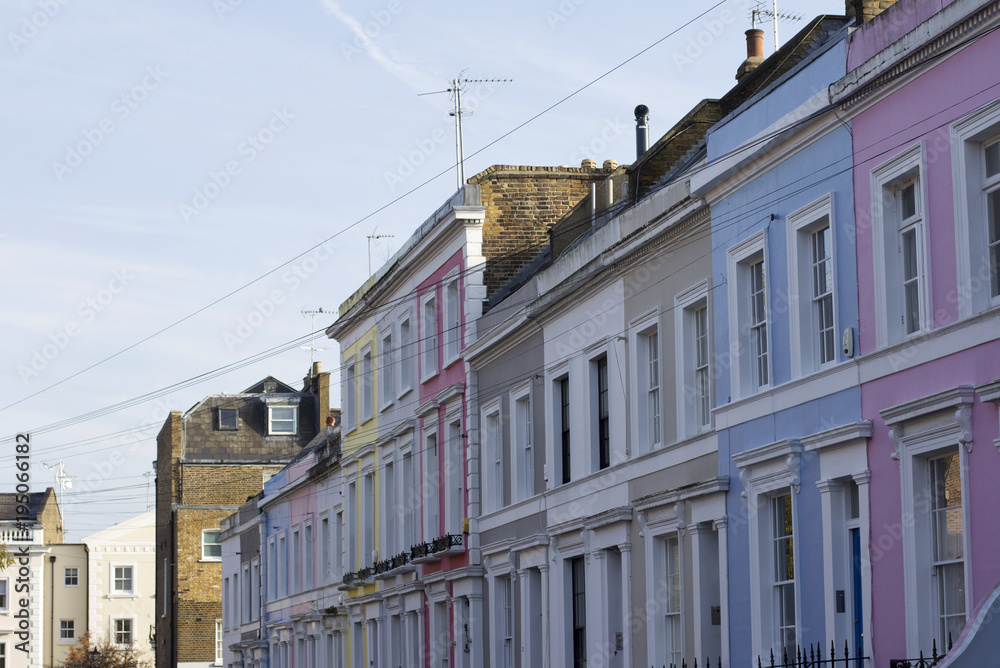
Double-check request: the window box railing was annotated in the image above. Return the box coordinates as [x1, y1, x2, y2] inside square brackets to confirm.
[431, 533, 464, 555]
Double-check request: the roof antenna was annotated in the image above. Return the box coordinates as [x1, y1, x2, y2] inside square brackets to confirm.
[419, 72, 512, 190]
[367, 226, 394, 277]
[300, 308, 330, 371]
[752, 1, 803, 52]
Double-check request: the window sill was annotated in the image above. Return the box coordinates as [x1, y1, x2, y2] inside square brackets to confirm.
[397, 386, 413, 401]
[108, 593, 139, 599]
[379, 400, 394, 414]
[420, 371, 439, 384]
[199, 558, 222, 563]
[443, 354, 461, 370]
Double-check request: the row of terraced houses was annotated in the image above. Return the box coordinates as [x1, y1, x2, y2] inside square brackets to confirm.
[214, 1, 1000, 666]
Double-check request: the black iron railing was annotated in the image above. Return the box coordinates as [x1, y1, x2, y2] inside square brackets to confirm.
[889, 635, 954, 668]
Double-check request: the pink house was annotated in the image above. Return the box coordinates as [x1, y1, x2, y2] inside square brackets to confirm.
[831, 0, 1000, 663]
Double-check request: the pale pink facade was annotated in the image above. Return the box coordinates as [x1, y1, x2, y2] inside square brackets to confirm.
[839, 0, 1000, 663]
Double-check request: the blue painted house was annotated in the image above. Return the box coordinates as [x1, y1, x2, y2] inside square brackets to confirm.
[691, 14, 872, 664]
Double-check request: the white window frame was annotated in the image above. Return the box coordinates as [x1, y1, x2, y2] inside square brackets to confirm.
[631, 311, 662, 454]
[291, 524, 302, 594]
[444, 413, 464, 535]
[398, 312, 414, 398]
[727, 231, 771, 399]
[382, 452, 397, 557]
[268, 404, 298, 436]
[303, 519, 314, 591]
[420, 290, 439, 382]
[202, 529, 222, 561]
[870, 143, 931, 347]
[0, 579, 7, 611]
[63, 567, 79, 587]
[363, 469, 375, 565]
[59, 619, 75, 643]
[589, 346, 612, 473]
[497, 574, 515, 668]
[421, 420, 439, 541]
[267, 537, 276, 600]
[732, 439, 803, 659]
[277, 531, 287, 597]
[399, 437, 416, 551]
[380, 327, 395, 411]
[952, 96, 1000, 317]
[675, 282, 712, 439]
[361, 344, 374, 424]
[882, 387, 974, 656]
[343, 356, 357, 433]
[443, 270, 462, 366]
[112, 616, 135, 647]
[549, 365, 572, 487]
[250, 557, 260, 621]
[482, 398, 503, 514]
[216, 618, 224, 665]
[511, 381, 534, 501]
[111, 563, 135, 595]
[787, 194, 839, 378]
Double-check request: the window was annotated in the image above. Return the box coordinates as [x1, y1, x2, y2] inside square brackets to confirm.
[64, 567, 78, 587]
[559, 376, 571, 485]
[594, 355, 610, 470]
[401, 451, 415, 550]
[321, 516, 331, 584]
[871, 145, 928, 346]
[218, 407, 238, 430]
[361, 348, 373, 422]
[498, 575, 514, 668]
[664, 535, 682, 668]
[930, 453, 966, 645]
[60, 619, 74, 641]
[788, 195, 837, 376]
[216, 619, 223, 664]
[250, 559, 260, 621]
[278, 532, 287, 597]
[444, 274, 461, 362]
[203, 530, 222, 560]
[772, 494, 796, 657]
[951, 98, 1000, 317]
[399, 315, 414, 395]
[292, 526, 301, 594]
[483, 404, 502, 513]
[267, 538, 276, 600]
[334, 511, 344, 581]
[421, 292, 438, 379]
[676, 283, 711, 438]
[570, 557, 586, 668]
[345, 358, 357, 432]
[303, 522, 313, 591]
[634, 323, 661, 452]
[0, 642, 5, 668]
[113, 565, 134, 594]
[423, 429, 439, 538]
[114, 618, 133, 646]
[513, 386, 533, 501]
[445, 418, 464, 534]
[346, 483, 356, 571]
[383, 462, 396, 556]
[0, 580, 6, 611]
[363, 472, 375, 563]
[381, 330, 394, 409]
[728, 232, 770, 398]
[268, 405, 297, 435]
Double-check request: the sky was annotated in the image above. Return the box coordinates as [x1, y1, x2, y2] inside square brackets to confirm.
[0, 0, 843, 540]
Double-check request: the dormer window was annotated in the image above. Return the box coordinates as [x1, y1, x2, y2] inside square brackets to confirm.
[268, 406, 297, 435]
[217, 408, 238, 431]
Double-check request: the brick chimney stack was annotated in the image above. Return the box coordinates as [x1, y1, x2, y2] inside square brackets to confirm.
[847, 0, 899, 24]
[736, 28, 766, 81]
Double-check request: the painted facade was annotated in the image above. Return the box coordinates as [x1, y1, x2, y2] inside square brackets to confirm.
[829, 0, 1000, 663]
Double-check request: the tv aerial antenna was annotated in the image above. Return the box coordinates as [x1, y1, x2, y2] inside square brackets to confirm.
[419, 71, 512, 190]
[367, 226, 394, 277]
[301, 308, 331, 370]
[751, 1, 803, 52]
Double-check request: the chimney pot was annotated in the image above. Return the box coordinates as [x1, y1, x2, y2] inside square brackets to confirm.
[603, 160, 618, 170]
[326, 415, 336, 427]
[746, 28, 764, 59]
[581, 158, 597, 169]
[312, 361, 322, 375]
[634, 104, 650, 159]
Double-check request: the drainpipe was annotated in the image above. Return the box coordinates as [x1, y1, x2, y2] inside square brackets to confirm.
[49, 555, 56, 668]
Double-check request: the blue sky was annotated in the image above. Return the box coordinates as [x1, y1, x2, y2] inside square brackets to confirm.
[1, 0, 841, 539]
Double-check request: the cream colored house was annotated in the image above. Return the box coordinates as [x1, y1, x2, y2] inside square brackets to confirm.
[84, 511, 156, 664]
[45, 543, 89, 667]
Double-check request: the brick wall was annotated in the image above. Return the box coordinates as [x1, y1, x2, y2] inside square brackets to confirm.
[155, 411, 181, 668]
[469, 164, 618, 299]
[847, 0, 898, 23]
[36, 487, 63, 545]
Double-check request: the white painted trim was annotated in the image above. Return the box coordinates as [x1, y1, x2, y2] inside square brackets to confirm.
[951, 96, 1000, 318]
[630, 308, 661, 456]
[420, 289, 439, 383]
[510, 381, 534, 503]
[480, 398, 503, 515]
[726, 231, 770, 400]
[786, 193, 838, 379]
[869, 142, 930, 348]
[675, 280, 711, 440]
